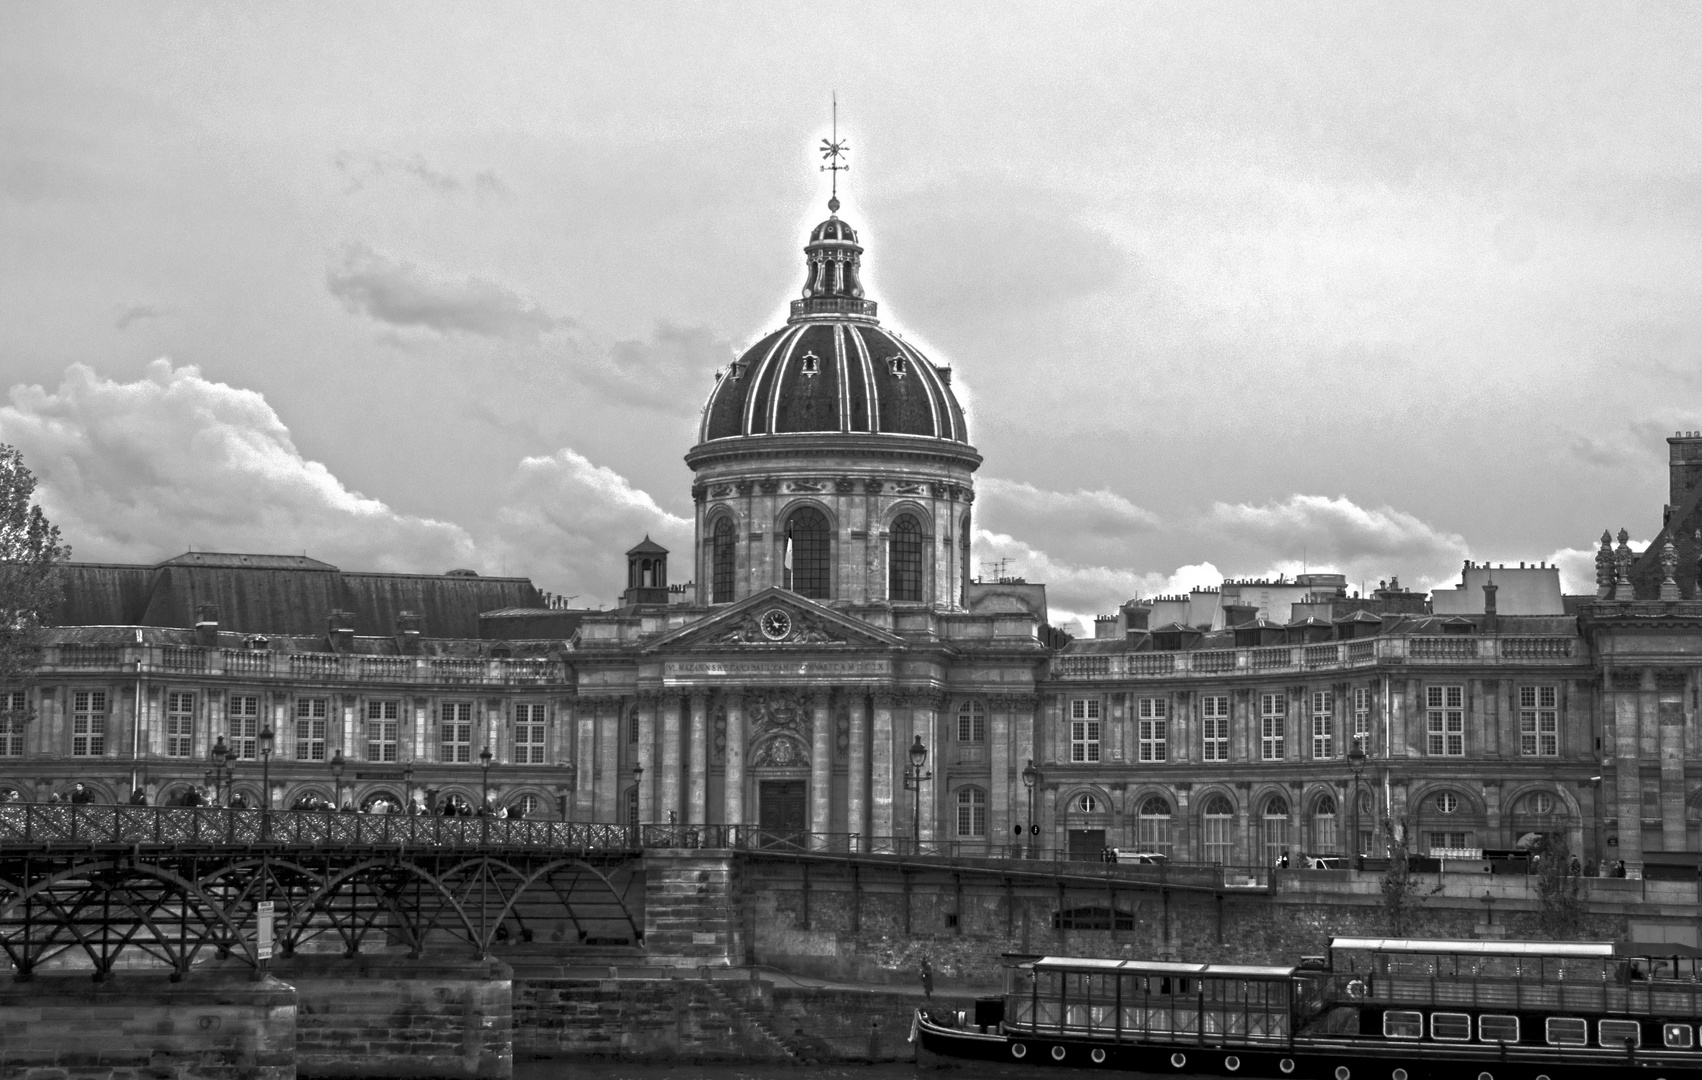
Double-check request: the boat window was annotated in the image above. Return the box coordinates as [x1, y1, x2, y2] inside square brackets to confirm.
[1545, 1018, 1588, 1045]
[1478, 1015, 1518, 1043]
[1431, 1013, 1472, 1041]
[1599, 1020, 1641, 1048]
[1383, 1011, 1423, 1039]
[1665, 1023, 1693, 1049]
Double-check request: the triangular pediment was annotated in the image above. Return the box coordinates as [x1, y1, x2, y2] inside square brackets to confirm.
[641, 587, 906, 653]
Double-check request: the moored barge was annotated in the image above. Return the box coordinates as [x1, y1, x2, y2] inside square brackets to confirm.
[915, 936, 1702, 1078]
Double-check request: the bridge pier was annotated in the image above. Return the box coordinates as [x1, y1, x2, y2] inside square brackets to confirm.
[641, 850, 745, 967]
[0, 971, 295, 1080]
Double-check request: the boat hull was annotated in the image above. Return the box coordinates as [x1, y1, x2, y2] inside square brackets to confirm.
[914, 1012, 1702, 1079]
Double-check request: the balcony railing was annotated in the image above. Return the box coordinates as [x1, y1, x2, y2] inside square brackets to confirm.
[37, 645, 568, 686]
[1052, 636, 1581, 680]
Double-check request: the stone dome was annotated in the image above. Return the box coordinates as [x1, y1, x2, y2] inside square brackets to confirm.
[697, 213, 969, 445]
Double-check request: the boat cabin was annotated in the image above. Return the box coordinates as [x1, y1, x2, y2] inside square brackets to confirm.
[1322, 936, 1702, 1052]
[1003, 956, 1304, 1044]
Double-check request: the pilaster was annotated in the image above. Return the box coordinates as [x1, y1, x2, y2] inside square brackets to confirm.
[871, 692, 895, 838]
[723, 692, 746, 827]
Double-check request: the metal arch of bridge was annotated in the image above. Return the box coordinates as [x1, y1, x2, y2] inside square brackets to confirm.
[0, 807, 646, 980]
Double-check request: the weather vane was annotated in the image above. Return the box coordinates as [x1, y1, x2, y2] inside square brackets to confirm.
[819, 92, 848, 213]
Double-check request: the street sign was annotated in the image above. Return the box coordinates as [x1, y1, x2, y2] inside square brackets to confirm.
[256, 900, 274, 960]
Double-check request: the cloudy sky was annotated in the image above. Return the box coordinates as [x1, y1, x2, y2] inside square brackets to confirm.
[3, 3, 1700, 630]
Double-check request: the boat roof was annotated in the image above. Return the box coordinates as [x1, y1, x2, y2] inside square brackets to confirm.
[1031, 956, 1296, 978]
[1330, 937, 1616, 958]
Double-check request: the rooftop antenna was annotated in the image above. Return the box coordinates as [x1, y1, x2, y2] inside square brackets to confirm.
[820, 92, 849, 213]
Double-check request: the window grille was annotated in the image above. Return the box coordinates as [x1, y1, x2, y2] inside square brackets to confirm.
[72, 691, 106, 757]
[515, 703, 547, 764]
[1518, 685, 1558, 756]
[1311, 690, 1333, 759]
[956, 700, 985, 742]
[956, 786, 987, 837]
[165, 692, 195, 758]
[1260, 693, 1286, 760]
[785, 506, 831, 600]
[1137, 697, 1167, 762]
[1426, 685, 1465, 755]
[889, 514, 923, 602]
[441, 702, 473, 763]
[1201, 695, 1229, 761]
[1201, 795, 1234, 864]
[1069, 699, 1101, 762]
[230, 695, 259, 760]
[712, 518, 736, 603]
[294, 698, 326, 761]
[0, 691, 24, 757]
[366, 700, 400, 762]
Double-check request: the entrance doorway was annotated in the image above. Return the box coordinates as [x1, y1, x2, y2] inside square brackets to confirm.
[1069, 828, 1106, 862]
[759, 780, 806, 849]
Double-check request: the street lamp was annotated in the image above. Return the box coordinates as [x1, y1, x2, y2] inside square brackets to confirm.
[631, 761, 644, 825]
[904, 736, 932, 854]
[1021, 759, 1041, 859]
[402, 762, 415, 816]
[479, 745, 493, 812]
[330, 749, 345, 810]
[1347, 738, 1368, 869]
[257, 725, 275, 840]
[207, 735, 235, 806]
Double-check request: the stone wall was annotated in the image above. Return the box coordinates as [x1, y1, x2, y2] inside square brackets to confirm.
[270, 954, 512, 1080]
[514, 975, 787, 1061]
[0, 972, 295, 1080]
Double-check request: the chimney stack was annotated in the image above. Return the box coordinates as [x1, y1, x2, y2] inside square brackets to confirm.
[195, 604, 219, 648]
[1481, 580, 1498, 635]
[396, 610, 423, 655]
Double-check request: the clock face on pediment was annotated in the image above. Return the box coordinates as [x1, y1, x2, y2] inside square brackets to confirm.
[759, 608, 792, 640]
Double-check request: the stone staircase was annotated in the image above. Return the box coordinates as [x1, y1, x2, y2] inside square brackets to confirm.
[703, 979, 812, 1063]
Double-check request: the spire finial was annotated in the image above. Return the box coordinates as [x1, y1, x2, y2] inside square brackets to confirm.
[819, 92, 848, 214]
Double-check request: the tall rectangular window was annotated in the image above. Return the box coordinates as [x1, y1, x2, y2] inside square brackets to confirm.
[1352, 686, 1372, 752]
[1260, 693, 1286, 760]
[165, 692, 195, 758]
[1069, 699, 1101, 763]
[294, 697, 327, 761]
[956, 786, 987, 837]
[1201, 695, 1229, 762]
[229, 695, 259, 760]
[1137, 697, 1168, 762]
[72, 690, 106, 757]
[1426, 685, 1465, 756]
[366, 700, 399, 762]
[514, 703, 546, 764]
[1311, 690, 1334, 759]
[1519, 685, 1558, 756]
[711, 518, 736, 604]
[0, 691, 24, 757]
[956, 700, 986, 742]
[441, 701, 473, 763]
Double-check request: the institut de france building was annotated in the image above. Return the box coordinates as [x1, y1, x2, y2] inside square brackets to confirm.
[6, 187, 1702, 880]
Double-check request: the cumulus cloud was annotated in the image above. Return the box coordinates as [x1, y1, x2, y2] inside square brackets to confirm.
[326, 243, 559, 340]
[492, 448, 693, 603]
[1202, 494, 1470, 591]
[572, 323, 732, 415]
[976, 477, 1159, 568]
[0, 360, 478, 572]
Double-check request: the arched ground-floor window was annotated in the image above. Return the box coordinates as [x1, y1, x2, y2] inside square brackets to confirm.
[1201, 795, 1235, 865]
[1137, 796, 1173, 858]
[1262, 796, 1290, 867]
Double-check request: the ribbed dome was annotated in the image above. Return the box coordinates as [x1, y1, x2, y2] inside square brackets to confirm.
[700, 320, 966, 442]
[696, 210, 969, 446]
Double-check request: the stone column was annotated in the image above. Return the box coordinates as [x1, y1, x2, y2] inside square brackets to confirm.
[809, 693, 833, 846]
[1661, 675, 1687, 852]
[635, 694, 656, 824]
[723, 692, 746, 828]
[1610, 670, 1644, 874]
[688, 693, 709, 825]
[846, 693, 868, 848]
[598, 699, 620, 823]
[871, 691, 896, 842]
[575, 702, 597, 820]
[989, 695, 1012, 851]
[660, 694, 683, 825]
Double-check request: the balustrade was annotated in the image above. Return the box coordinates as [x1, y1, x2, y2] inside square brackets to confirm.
[1050, 634, 1584, 680]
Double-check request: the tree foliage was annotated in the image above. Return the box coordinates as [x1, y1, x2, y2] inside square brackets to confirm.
[1531, 831, 1586, 939]
[1380, 813, 1440, 935]
[0, 444, 69, 692]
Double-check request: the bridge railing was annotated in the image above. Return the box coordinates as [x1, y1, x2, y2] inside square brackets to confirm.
[0, 805, 643, 850]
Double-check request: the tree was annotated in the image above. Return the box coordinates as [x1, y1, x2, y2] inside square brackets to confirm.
[0, 445, 70, 696]
[1380, 813, 1440, 935]
[1531, 832, 1586, 939]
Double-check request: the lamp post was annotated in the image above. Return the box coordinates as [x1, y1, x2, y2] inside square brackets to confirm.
[904, 736, 932, 855]
[1021, 759, 1041, 859]
[402, 762, 415, 816]
[1347, 738, 1368, 870]
[257, 725, 275, 841]
[632, 761, 644, 841]
[206, 736, 234, 806]
[330, 749, 345, 810]
[479, 745, 493, 843]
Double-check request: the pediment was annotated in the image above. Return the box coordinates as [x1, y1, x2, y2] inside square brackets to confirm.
[641, 587, 905, 653]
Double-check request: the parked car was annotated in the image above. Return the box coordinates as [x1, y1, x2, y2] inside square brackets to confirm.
[1105, 849, 1170, 865]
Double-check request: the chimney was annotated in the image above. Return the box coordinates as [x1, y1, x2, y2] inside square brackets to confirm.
[1669, 432, 1702, 520]
[396, 610, 423, 655]
[195, 604, 219, 648]
[1481, 579, 1498, 635]
[328, 610, 356, 653]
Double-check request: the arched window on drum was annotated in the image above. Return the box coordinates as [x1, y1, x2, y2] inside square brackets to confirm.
[711, 517, 736, 604]
[1202, 795, 1235, 865]
[1262, 796, 1291, 868]
[784, 506, 831, 600]
[889, 514, 923, 602]
[1137, 796, 1173, 859]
